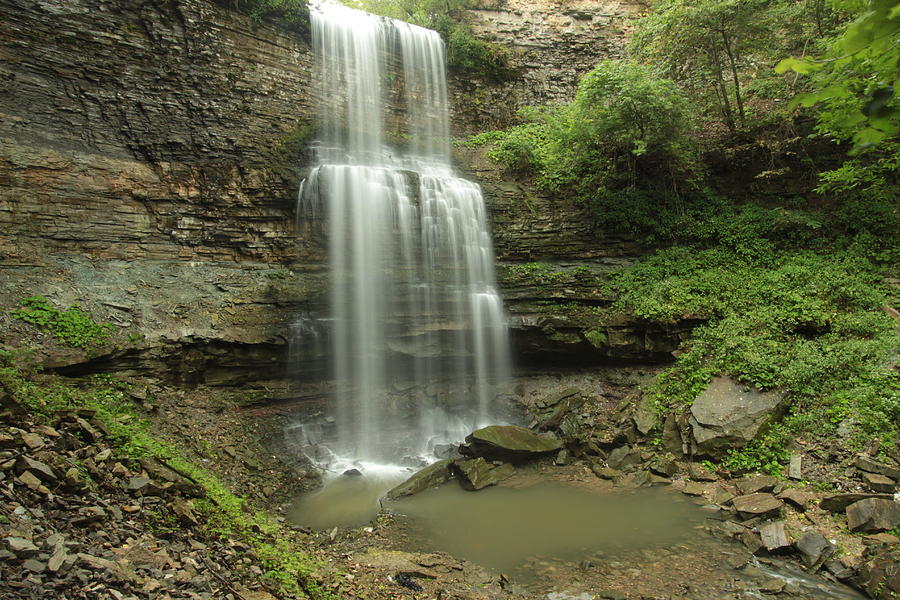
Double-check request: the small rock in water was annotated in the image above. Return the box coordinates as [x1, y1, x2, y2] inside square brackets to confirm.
[342, 468, 362, 477]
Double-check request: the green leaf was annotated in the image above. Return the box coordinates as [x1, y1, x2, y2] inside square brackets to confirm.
[775, 57, 820, 75]
[862, 86, 895, 117]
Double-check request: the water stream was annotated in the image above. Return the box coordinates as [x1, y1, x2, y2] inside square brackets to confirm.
[295, 0, 510, 469]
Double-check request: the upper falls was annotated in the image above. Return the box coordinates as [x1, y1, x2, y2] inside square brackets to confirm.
[297, 1, 511, 466]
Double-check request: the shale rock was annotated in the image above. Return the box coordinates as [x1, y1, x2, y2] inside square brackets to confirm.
[688, 377, 786, 457]
[731, 493, 783, 519]
[452, 458, 515, 491]
[795, 532, 834, 570]
[854, 546, 900, 599]
[820, 493, 895, 513]
[846, 498, 900, 533]
[385, 459, 453, 500]
[464, 425, 562, 463]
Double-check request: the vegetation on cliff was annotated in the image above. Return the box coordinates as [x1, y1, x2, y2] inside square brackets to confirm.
[471, 0, 898, 472]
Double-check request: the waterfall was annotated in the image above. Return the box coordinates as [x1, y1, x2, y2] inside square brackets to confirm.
[298, 0, 510, 466]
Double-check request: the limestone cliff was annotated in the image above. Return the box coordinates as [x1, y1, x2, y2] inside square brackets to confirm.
[0, 0, 678, 387]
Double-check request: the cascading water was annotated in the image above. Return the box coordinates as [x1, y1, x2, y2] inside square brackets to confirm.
[296, 0, 511, 469]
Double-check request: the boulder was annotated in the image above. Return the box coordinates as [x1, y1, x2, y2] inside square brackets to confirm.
[736, 475, 777, 495]
[795, 532, 834, 570]
[777, 488, 811, 511]
[688, 462, 717, 482]
[606, 445, 641, 470]
[855, 455, 900, 480]
[853, 546, 900, 599]
[464, 426, 562, 463]
[688, 377, 786, 457]
[385, 459, 453, 500]
[451, 458, 514, 491]
[820, 493, 894, 513]
[862, 472, 897, 493]
[846, 498, 900, 533]
[758, 521, 791, 553]
[732, 493, 783, 519]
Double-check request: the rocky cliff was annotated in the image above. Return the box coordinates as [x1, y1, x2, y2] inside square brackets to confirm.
[0, 0, 674, 388]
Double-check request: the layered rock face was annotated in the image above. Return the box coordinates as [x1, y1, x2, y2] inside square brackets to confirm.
[1, 0, 666, 386]
[452, 0, 641, 132]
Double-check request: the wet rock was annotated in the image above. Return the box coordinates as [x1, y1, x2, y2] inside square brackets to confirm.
[732, 493, 783, 519]
[795, 532, 834, 570]
[465, 425, 562, 462]
[846, 498, 900, 533]
[631, 395, 658, 435]
[862, 471, 897, 493]
[590, 464, 620, 480]
[820, 492, 894, 513]
[649, 455, 677, 477]
[758, 521, 791, 553]
[534, 388, 584, 431]
[740, 531, 765, 555]
[855, 455, 900, 480]
[661, 412, 684, 455]
[688, 377, 786, 457]
[681, 482, 707, 497]
[736, 475, 777, 495]
[554, 449, 569, 466]
[342, 469, 362, 477]
[385, 459, 453, 500]
[606, 445, 641, 470]
[824, 559, 855, 581]
[452, 458, 514, 491]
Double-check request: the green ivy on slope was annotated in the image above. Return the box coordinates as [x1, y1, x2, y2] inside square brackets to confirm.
[606, 245, 898, 472]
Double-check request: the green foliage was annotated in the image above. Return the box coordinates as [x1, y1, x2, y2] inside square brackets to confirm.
[470, 60, 702, 226]
[776, 0, 899, 153]
[504, 262, 568, 286]
[348, 0, 512, 79]
[236, 0, 311, 34]
[611, 244, 898, 467]
[11, 296, 112, 351]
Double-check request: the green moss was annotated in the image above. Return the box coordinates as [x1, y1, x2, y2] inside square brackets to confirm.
[11, 296, 112, 351]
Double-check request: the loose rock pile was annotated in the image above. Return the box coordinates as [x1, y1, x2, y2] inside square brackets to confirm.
[0, 404, 285, 600]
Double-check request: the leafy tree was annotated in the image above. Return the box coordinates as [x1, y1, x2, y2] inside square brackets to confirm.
[631, 0, 771, 131]
[473, 60, 701, 232]
[776, 0, 899, 153]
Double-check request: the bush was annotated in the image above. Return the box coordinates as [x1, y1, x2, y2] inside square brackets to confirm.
[470, 60, 703, 225]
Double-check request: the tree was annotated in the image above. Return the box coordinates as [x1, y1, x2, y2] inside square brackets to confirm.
[776, 0, 899, 153]
[631, 0, 770, 131]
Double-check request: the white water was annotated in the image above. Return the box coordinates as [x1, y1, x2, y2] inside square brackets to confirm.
[297, 1, 511, 468]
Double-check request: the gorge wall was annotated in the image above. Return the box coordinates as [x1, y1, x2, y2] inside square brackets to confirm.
[0, 0, 684, 388]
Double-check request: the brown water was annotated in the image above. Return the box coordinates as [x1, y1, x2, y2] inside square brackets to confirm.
[287, 468, 407, 530]
[387, 483, 705, 575]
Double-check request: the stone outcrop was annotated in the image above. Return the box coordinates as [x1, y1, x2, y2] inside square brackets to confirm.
[688, 377, 787, 457]
[452, 0, 641, 133]
[0, 0, 656, 382]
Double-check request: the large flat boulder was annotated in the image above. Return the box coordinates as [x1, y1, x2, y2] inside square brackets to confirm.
[465, 425, 562, 462]
[689, 377, 786, 457]
[384, 459, 453, 500]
